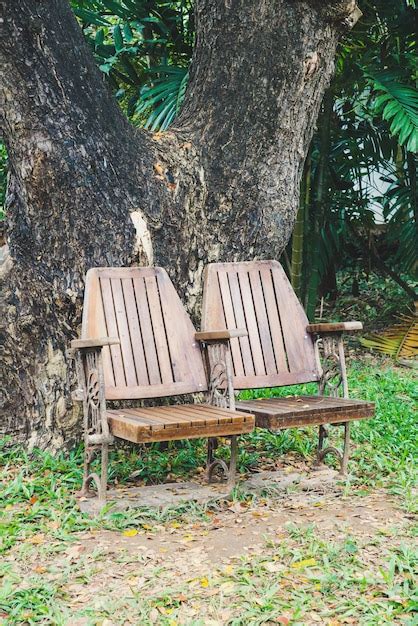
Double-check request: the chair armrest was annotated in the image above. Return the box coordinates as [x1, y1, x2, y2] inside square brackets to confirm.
[307, 322, 362, 334]
[195, 329, 248, 342]
[70, 337, 120, 349]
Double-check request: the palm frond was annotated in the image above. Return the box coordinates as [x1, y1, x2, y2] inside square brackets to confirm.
[136, 66, 189, 131]
[366, 70, 418, 153]
[360, 309, 418, 360]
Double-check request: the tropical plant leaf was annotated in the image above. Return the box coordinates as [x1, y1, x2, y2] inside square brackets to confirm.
[367, 70, 418, 153]
[360, 310, 418, 360]
[136, 66, 189, 131]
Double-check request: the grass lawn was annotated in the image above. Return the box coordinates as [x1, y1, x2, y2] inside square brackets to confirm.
[1, 356, 417, 625]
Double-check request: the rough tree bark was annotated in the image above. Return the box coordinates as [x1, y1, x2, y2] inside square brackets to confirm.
[0, 0, 360, 448]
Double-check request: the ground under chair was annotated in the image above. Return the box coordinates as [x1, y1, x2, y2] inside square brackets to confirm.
[201, 260, 375, 474]
[70, 266, 255, 502]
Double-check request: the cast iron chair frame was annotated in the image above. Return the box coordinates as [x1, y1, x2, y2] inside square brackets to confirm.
[70, 333, 241, 503]
[313, 330, 351, 475]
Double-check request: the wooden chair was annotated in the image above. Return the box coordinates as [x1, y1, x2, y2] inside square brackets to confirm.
[201, 260, 374, 474]
[70, 267, 255, 502]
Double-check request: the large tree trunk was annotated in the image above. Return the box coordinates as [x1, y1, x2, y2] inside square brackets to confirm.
[0, 0, 360, 448]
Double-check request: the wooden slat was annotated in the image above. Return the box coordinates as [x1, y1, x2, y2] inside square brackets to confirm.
[136, 406, 217, 426]
[236, 271, 265, 376]
[201, 265, 226, 329]
[216, 271, 246, 377]
[107, 410, 158, 428]
[307, 322, 363, 333]
[249, 268, 277, 375]
[132, 409, 203, 428]
[99, 277, 126, 387]
[81, 270, 115, 387]
[232, 370, 319, 389]
[258, 265, 288, 373]
[195, 329, 247, 341]
[271, 264, 317, 374]
[105, 380, 207, 400]
[169, 406, 225, 424]
[71, 337, 119, 349]
[121, 278, 149, 386]
[151, 405, 232, 426]
[112, 408, 169, 426]
[133, 276, 161, 385]
[111, 278, 137, 387]
[145, 275, 174, 384]
[224, 272, 254, 376]
[157, 271, 207, 391]
[237, 400, 297, 414]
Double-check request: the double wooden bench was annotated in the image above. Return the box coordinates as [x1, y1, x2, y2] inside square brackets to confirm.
[202, 260, 374, 473]
[70, 267, 255, 502]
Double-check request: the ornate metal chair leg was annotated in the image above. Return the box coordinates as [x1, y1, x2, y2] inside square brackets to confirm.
[315, 424, 327, 466]
[340, 421, 350, 475]
[80, 445, 95, 497]
[206, 437, 217, 481]
[227, 435, 238, 489]
[98, 442, 109, 502]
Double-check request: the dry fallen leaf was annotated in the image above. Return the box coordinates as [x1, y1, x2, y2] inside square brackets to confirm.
[26, 533, 45, 545]
[174, 593, 187, 603]
[290, 558, 317, 569]
[157, 606, 173, 615]
[122, 528, 138, 537]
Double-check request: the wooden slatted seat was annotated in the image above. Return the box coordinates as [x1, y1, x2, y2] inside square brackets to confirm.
[70, 266, 255, 502]
[107, 405, 254, 443]
[235, 396, 374, 430]
[202, 260, 375, 474]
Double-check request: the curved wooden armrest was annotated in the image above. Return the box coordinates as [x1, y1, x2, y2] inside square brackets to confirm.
[307, 322, 363, 334]
[70, 337, 120, 349]
[195, 328, 248, 342]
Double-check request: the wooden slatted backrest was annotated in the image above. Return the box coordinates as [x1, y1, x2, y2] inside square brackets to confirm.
[202, 260, 320, 389]
[82, 267, 208, 400]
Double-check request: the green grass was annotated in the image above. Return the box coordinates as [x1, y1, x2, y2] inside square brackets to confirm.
[0, 356, 417, 624]
[1, 357, 416, 546]
[240, 357, 417, 502]
[1, 517, 416, 625]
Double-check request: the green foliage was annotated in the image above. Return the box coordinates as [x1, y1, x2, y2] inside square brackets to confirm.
[136, 65, 189, 130]
[368, 70, 418, 152]
[294, 0, 417, 317]
[71, 0, 193, 125]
